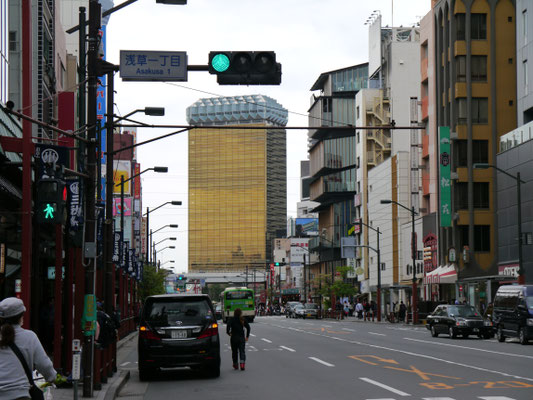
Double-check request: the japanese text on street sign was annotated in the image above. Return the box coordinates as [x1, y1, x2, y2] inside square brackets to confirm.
[439, 126, 452, 227]
[120, 50, 187, 81]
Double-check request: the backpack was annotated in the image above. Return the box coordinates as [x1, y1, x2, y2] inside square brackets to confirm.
[97, 311, 117, 347]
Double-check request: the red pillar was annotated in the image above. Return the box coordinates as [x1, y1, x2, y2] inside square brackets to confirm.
[53, 225, 63, 369]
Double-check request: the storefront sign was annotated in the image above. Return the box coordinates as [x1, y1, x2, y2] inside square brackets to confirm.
[498, 264, 519, 277]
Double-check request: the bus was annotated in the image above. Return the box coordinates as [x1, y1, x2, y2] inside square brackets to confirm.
[221, 287, 255, 323]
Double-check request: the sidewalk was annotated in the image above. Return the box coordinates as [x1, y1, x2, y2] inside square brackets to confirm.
[53, 332, 138, 400]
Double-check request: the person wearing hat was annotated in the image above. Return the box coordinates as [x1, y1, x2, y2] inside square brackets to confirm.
[0, 297, 57, 399]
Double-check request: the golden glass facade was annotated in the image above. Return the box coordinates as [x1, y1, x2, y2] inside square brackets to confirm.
[189, 124, 285, 272]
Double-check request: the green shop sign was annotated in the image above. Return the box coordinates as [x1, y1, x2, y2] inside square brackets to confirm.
[439, 126, 452, 227]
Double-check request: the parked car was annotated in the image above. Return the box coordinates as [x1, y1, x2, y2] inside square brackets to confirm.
[492, 285, 533, 345]
[426, 304, 492, 339]
[285, 301, 301, 318]
[138, 294, 220, 380]
[292, 304, 305, 318]
[302, 303, 319, 319]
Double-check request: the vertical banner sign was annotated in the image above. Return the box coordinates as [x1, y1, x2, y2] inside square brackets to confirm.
[128, 249, 135, 276]
[439, 126, 452, 227]
[113, 231, 123, 265]
[122, 241, 129, 273]
[66, 178, 84, 238]
[141, 217, 147, 257]
[96, 203, 105, 266]
[57, 92, 76, 168]
[134, 163, 141, 199]
[97, 26, 107, 201]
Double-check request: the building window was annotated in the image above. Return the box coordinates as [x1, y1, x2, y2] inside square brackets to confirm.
[525, 60, 529, 94]
[356, 106, 360, 120]
[454, 182, 489, 209]
[472, 56, 487, 81]
[9, 31, 17, 51]
[456, 13, 466, 40]
[455, 140, 488, 167]
[522, 10, 527, 44]
[471, 14, 487, 40]
[457, 56, 466, 82]
[458, 225, 490, 252]
[457, 98, 488, 124]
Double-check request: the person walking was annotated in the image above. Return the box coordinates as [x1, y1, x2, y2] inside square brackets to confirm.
[226, 308, 251, 371]
[399, 301, 407, 323]
[0, 297, 57, 400]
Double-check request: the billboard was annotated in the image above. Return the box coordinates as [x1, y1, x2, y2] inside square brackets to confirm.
[295, 218, 318, 237]
[113, 160, 131, 195]
[113, 197, 133, 217]
[290, 238, 309, 263]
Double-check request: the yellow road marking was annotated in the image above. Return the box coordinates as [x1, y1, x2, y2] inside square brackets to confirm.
[348, 355, 399, 366]
[384, 365, 461, 381]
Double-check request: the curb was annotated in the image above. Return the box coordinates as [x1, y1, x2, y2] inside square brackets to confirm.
[102, 370, 130, 400]
[117, 331, 138, 351]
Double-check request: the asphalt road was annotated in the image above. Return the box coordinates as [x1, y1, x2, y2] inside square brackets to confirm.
[116, 316, 533, 400]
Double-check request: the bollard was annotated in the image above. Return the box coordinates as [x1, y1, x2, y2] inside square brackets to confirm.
[72, 339, 81, 400]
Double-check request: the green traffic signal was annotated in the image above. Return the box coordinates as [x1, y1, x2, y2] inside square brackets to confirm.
[43, 203, 57, 219]
[210, 53, 230, 72]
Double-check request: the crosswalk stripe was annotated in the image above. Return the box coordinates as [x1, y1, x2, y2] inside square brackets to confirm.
[261, 338, 272, 343]
[280, 346, 295, 352]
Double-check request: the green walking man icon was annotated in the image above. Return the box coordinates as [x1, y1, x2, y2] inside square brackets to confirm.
[44, 203, 55, 219]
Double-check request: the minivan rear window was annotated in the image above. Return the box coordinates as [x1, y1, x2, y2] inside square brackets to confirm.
[144, 298, 213, 327]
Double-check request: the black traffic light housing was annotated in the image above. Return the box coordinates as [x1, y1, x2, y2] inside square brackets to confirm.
[208, 51, 282, 85]
[36, 178, 67, 224]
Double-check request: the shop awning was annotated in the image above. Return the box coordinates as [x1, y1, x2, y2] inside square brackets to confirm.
[424, 265, 457, 285]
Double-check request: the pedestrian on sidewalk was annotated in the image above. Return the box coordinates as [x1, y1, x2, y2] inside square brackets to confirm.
[226, 308, 250, 371]
[370, 300, 377, 322]
[355, 300, 364, 320]
[399, 301, 407, 323]
[335, 300, 343, 320]
[0, 297, 57, 400]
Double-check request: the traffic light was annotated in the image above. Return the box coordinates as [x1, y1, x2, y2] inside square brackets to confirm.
[274, 262, 286, 266]
[423, 247, 432, 261]
[36, 178, 67, 224]
[208, 51, 282, 85]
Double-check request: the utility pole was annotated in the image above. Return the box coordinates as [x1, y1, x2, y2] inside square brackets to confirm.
[82, 0, 100, 396]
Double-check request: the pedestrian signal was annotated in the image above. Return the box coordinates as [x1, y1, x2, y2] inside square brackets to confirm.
[36, 178, 67, 224]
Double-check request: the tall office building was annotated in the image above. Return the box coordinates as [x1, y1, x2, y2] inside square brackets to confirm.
[186, 95, 288, 273]
[433, 0, 516, 300]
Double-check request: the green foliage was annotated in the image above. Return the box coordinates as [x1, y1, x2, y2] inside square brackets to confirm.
[204, 284, 225, 302]
[139, 263, 166, 301]
[314, 269, 358, 300]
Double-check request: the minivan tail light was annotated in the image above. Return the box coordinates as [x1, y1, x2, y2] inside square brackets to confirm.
[139, 326, 161, 341]
[198, 323, 218, 339]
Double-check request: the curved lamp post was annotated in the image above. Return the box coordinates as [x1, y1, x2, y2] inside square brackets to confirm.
[144, 201, 182, 263]
[381, 199, 419, 324]
[354, 220, 382, 321]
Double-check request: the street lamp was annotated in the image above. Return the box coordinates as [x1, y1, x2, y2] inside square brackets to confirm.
[381, 199, 419, 324]
[153, 237, 176, 266]
[474, 163, 526, 284]
[144, 201, 182, 263]
[115, 167, 169, 252]
[354, 220, 382, 321]
[113, 107, 165, 125]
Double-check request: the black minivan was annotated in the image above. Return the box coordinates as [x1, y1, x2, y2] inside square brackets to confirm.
[138, 294, 220, 380]
[492, 285, 533, 345]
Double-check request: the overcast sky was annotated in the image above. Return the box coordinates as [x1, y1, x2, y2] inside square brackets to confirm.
[104, 0, 431, 274]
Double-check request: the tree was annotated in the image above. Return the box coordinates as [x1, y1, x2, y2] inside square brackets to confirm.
[138, 263, 166, 302]
[204, 283, 225, 302]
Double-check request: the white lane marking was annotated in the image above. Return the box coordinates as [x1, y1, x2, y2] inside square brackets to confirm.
[248, 346, 258, 352]
[120, 362, 130, 367]
[404, 337, 533, 360]
[422, 398, 456, 400]
[250, 334, 256, 337]
[342, 328, 355, 332]
[369, 332, 386, 336]
[360, 377, 410, 396]
[309, 357, 334, 367]
[259, 321, 533, 383]
[478, 397, 517, 400]
[280, 346, 295, 352]
[322, 325, 332, 328]
[261, 338, 272, 343]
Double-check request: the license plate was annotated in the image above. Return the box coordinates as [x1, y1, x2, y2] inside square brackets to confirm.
[473, 328, 479, 332]
[171, 330, 187, 339]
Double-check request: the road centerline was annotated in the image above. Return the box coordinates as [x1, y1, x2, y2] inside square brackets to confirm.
[309, 357, 335, 367]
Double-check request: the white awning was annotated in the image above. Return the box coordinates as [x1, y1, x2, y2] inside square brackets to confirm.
[424, 265, 457, 285]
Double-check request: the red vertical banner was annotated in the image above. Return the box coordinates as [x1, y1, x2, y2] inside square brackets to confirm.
[57, 92, 75, 168]
[134, 163, 141, 199]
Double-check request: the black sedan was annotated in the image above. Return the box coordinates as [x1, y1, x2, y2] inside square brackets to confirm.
[426, 304, 493, 339]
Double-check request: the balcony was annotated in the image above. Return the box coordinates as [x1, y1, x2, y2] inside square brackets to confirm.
[422, 134, 429, 159]
[309, 176, 356, 203]
[421, 57, 428, 82]
[421, 95, 429, 121]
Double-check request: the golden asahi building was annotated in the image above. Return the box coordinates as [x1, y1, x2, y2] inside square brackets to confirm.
[186, 95, 288, 273]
